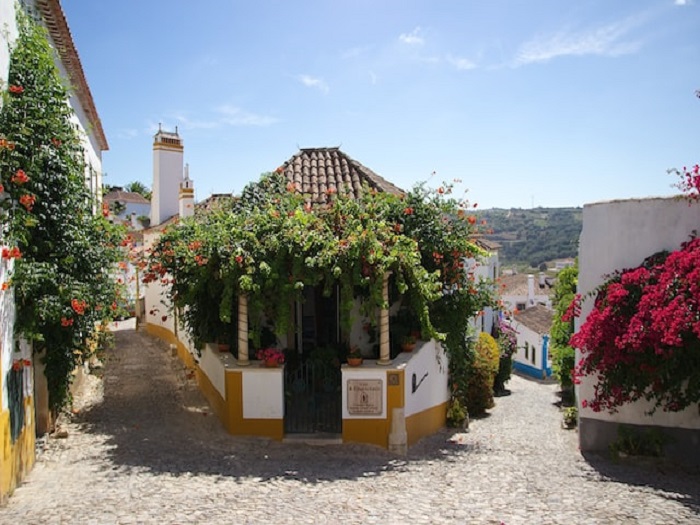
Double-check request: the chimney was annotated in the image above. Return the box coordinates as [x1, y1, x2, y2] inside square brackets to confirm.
[527, 274, 535, 307]
[151, 128, 183, 226]
[539, 272, 546, 289]
[179, 163, 195, 218]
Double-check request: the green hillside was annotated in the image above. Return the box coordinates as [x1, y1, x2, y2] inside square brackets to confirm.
[477, 207, 582, 268]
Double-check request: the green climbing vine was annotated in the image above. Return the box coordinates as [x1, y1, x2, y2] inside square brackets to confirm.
[146, 173, 496, 405]
[0, 11, 125, 412]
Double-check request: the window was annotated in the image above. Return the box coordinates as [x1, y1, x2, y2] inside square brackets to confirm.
[524, 342, 529, 360]
[531, 343, 536, 365]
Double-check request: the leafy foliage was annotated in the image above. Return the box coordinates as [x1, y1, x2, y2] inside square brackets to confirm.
[571, 238, 700, 414]
[146, 174, 496, 401]
[550, 264, 578, 389]
[0, 12, 124, 412]
[466, 332, 500, 415]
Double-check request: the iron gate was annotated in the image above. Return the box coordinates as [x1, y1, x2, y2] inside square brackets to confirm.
[284, 359, 342, 434]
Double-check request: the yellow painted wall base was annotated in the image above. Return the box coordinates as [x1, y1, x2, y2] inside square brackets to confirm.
[146, 323, 284, 441]
[343, 419, 389, 448]
[0, 398, 36, 505]
[406, 401, 448, 446]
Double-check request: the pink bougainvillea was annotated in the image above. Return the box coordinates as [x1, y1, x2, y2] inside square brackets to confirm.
[571, 237, 700, 414]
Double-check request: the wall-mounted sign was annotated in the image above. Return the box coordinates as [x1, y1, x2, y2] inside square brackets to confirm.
[347, 379, 383, 415]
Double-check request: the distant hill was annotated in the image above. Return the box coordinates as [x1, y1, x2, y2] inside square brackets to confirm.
[477, 207, 582, 268]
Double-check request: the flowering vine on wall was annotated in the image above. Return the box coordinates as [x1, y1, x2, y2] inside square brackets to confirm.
[0, 11, 125, 412]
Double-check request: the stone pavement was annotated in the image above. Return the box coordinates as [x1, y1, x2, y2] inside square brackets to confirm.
[1, 328, 699, 525]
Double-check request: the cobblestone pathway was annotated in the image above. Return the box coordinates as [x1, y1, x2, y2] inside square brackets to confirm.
[2, 328, 699, 524]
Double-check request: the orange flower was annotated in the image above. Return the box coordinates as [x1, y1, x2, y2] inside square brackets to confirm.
[11, 169, 28, 184]
[437, 187, 445, 194]
[111, 302, 118, 311]
[326, 186, 337, 195]
[286, 182, 296, 192]
[71, 298, 87, 315]
[1, 282, 9, 291]
[403, 207, 414, 215]
[19, 194, 35, 211]
[61, 317, 74, 327]
[467, 216, 477, 225]
[9, 85, 24, 94]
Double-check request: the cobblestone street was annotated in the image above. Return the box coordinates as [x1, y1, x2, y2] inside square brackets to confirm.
[1, 328, 699, 525]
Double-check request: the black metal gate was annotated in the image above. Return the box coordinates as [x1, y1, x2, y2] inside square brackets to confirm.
[284, 359, 342, 434]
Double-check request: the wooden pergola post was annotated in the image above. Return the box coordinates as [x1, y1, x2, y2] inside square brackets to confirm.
[237, 294, 250, 366]
[377, 272, 391, 365]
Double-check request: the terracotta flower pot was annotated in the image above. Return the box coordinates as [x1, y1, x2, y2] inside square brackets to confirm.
[401, 342, 416, 353]
[347, 357, 363, 367]
[264, 358, 279, 368]
[218, 343, 231, 353]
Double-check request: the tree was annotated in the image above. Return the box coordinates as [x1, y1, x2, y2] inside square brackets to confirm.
[550, 264, 578, 394]
[0, 11, 125, 412]
[124, 181, 151, 201]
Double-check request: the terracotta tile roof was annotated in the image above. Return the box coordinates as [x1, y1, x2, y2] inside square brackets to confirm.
[514, 305, 553, 334]
[499, 273, 554, 297]
[103, 190, 150, 205]
[35, 0, 108, 151]
[278, 147, 404, 205]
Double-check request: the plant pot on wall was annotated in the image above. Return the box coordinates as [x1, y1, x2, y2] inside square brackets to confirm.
[401, 342, 416, 353]
[218, 343, 231, 353]
[347, 357, 363, 367]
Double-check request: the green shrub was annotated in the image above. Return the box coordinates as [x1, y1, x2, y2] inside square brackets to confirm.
[466, 332, 500, 415]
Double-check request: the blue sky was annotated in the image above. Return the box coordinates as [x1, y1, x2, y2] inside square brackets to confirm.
[61, 0, 699, 209]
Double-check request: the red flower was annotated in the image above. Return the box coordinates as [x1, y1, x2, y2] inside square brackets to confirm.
[71, 298, 87, 315]
[437, 187, 445, 194]
[22, 359, 31, 367]
[12, 360, 21, 371]
[403, 207, 414, 215]
[61, 317, 74, 327]
[111, 302, 118, 311]
[11, 169, 29, 184]
[2, 247, 21, 259]
[19, 194, 35, 211]
[9, 85, 24, 94]
[161, 315, 168, 322]
[102, 202, 110, 217]
[235, 255, 244, 265]
[467, 216, 477, 225]
[0, 184, 4, 193]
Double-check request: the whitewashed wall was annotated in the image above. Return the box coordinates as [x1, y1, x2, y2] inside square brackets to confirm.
[511, 322, 542, 370]
[342, 368, 388, 419]
[242, 367, 284, 419]
[577, 197, 700, 453]
[404, 340, 450, 418]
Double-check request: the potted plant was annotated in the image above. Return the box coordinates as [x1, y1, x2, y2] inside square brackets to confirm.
[346, 347, 363, 366]
[446, 398, 469, 429]
[256, 347, 285, 367]
[401, 334, 417, 352]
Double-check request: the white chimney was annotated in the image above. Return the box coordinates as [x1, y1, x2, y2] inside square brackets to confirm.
[539, 272, 546, 289]
[178, 163, 195, 218]
[527, 274, 535, 307]
[151, 126, 184, 226]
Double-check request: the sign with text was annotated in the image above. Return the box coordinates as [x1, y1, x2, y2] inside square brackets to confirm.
[347, 379, 383, 415]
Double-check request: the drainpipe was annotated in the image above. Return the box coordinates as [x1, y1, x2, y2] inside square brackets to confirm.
[377, 272, 391, 365]
[237, 294, 250, 366]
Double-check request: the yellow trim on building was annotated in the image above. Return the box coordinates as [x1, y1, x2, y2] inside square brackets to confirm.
[343, 419, 390, 447]
[145, 322, 284, 441]
[153, 143, 184, 152]
[406, 401, 448, 446]
[0, 397, 36, 504]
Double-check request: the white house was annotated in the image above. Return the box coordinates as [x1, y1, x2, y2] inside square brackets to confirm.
[469, 237, 500, 335]
[509, 305, 553, 380]
[576, 196, 700, 466]
[500, 272, 552, 313]
[0, 0, 107, 502]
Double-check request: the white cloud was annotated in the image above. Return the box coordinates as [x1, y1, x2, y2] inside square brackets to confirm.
[298, 74, 329, 94]
[674, 0, 692, 5]
[399, 27, 424, 45]
[514, 16, 644, 66]
[116, 128, 139, 140]
[447, 55, 477, 71]
[216, 105, 278, 127]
